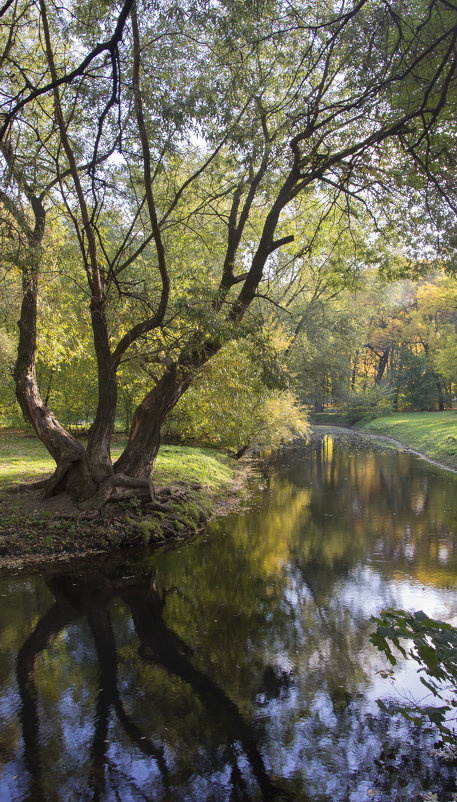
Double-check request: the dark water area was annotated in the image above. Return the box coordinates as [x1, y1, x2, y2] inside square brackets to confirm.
[1, 433, 457, 801]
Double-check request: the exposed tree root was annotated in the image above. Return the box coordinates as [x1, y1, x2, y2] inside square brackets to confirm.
[77, 473, 155, 513]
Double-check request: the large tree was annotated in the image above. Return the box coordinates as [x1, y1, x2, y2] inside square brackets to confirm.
[1, 0, 457, 506]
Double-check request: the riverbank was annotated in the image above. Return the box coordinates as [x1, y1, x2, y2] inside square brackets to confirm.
[0, 431, 256, 570]
[354, 411, 457, 471]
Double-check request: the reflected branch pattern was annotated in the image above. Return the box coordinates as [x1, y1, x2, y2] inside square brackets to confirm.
[15, 568, 282, 801]
[16, 592, 81, 802]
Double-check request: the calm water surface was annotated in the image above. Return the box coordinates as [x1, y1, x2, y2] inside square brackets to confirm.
[1, 433, 457, 801]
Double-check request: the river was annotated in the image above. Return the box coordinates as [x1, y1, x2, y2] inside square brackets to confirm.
[1, 432, 457, 801]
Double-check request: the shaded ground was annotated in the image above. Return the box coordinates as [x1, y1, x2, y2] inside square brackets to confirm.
[0, 471, 257, 570]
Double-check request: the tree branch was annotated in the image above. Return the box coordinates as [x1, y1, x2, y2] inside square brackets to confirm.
[0, 0, 135, 142]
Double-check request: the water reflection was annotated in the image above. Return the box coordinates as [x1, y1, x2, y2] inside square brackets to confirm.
[1, 433, 457, 800]
[13, 569, 283, 801]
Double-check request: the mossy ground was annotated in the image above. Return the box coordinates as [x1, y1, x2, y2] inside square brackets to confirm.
[0, 432, 250, 569]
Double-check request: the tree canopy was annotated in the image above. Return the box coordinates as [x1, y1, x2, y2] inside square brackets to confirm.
[1, 0, 457, 506]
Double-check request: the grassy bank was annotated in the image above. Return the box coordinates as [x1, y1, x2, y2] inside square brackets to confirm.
[355, 411, 457, 470]
[0, 431, 235, 490]
[0, 431, 244, 568]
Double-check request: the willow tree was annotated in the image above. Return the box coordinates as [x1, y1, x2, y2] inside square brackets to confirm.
[1, 0, 457, 506]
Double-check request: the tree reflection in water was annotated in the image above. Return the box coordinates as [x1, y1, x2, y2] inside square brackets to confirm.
[16, 569, 286, 801]
[7, 437, 457, 800]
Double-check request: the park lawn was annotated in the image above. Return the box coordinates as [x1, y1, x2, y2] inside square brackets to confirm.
[0, 431, 242, 565]
[357, 411, 457, 470]
[0, 430, 236, 492]
[0, 430, 55, 489]
[151, 444, 235, 490]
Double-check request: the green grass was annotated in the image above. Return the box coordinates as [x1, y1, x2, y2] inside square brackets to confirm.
[0, 430, 235, 492]
[0, 431, 56, 489]
[356, 411, 457, 469]
[152, 445, 234, 489]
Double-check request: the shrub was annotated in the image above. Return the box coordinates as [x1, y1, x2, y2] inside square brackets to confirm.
[343, 385, 394, 425]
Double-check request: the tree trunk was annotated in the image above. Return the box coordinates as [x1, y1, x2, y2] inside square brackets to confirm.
[351, 351, 358, 391]
[422, 340, 445, 412]
[375, 347, 390, 385]
[14, 199, 91, 497]
[85, 297, 117, 483]
[115, 340, 222, 479]
[434, 373, 445, 411]
[114, 363, 194, 478]
[13, 201, 117, 499]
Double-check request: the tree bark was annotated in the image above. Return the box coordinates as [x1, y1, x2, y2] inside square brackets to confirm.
[374, 347, 391, 386]
[85, 297, 117, 483]
[114, 361, 197, 478]
[13, 196, 89, 493]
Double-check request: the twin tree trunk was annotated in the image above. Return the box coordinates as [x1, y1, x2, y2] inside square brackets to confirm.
[14, 233, 222, 506]
[16, 322, 197, 502]
[14, 171, 288, 508]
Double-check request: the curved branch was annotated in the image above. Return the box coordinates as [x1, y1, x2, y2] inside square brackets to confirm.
[0, 0, 135, 142]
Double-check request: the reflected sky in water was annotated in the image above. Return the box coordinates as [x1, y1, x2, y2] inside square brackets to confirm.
[1, 433, 457, 800]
